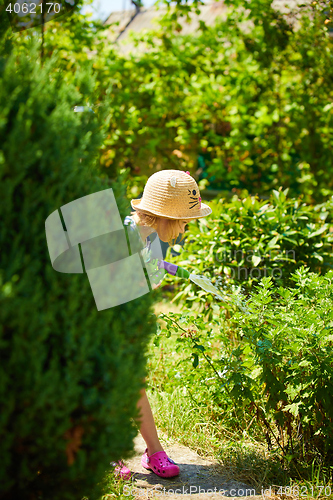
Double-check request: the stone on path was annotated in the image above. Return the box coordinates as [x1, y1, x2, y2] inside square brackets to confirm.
[123, 432, 264, 500]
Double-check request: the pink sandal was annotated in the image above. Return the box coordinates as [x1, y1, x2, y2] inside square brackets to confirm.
[111, 461, 131, 480]
[141, 448, 179, 478]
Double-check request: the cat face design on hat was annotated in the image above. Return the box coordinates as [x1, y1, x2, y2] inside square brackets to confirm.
[188, 187, 202, 210]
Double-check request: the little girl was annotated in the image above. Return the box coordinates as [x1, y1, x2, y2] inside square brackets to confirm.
[114, 169, 211, 480]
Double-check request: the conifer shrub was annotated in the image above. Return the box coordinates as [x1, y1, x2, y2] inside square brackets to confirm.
[0, 37, 155, 500]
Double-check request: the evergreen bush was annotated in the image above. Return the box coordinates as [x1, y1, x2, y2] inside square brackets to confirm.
[0, 35, 155, 500]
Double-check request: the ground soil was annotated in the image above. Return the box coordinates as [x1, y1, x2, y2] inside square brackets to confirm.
[123, 431, 265, 500]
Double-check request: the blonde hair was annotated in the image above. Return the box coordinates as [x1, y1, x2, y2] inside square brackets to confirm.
[130, 210, 189, 246]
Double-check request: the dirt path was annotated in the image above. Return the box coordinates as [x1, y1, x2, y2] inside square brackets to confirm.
[123, 431, 264, 500]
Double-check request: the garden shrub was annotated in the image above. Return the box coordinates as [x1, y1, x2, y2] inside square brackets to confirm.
[230, 268, 333, 461]
[0, 36, 155, 500]
[156, 268, 333, 467]
[169, 189, 333, 314]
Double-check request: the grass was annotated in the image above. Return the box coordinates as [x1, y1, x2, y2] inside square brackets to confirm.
[145, 384, 288, 493]
[98, 472, 137, 500]
[82, 470, 136, 500]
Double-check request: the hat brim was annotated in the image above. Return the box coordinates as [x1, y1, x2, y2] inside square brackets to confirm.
[130, 199, 212, 220]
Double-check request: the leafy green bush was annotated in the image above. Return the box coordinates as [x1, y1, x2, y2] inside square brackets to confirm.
[155, 268, 333, 469]
[231, 268, 333, 461]
[168, 189, 333, 314]
[0, 37, 155, 500]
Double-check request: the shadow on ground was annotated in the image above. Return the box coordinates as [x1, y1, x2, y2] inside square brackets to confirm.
[122, 433, 264, 499]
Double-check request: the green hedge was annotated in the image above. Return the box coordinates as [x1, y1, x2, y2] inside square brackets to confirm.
[155, 184, 333, 471]
[0, 35, 155, 500]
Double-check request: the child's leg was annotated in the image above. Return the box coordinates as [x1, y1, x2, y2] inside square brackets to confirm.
[137, 386, 164, 456]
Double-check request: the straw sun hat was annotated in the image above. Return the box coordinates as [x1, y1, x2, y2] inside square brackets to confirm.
[131, 170, 212, 220]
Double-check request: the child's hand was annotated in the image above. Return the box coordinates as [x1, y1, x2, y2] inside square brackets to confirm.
[152, 280, 162, 290]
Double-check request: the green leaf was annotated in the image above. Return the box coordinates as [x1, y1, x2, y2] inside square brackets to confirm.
[266, 235, 279, 249]
[252, 255, 261, 267]
[307, 225, 328, 238]
[283, 402, 301, 417]
[194, 344, 205, 352]
[272, 190, 280, 204]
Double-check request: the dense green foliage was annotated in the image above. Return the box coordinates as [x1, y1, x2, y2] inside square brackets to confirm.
[168, 190, 333, 312]
[155, 268, 333, 474]
[233, 269, 333, 457]
[0, 35, 155, 500]
[21, 0, 333, 202]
